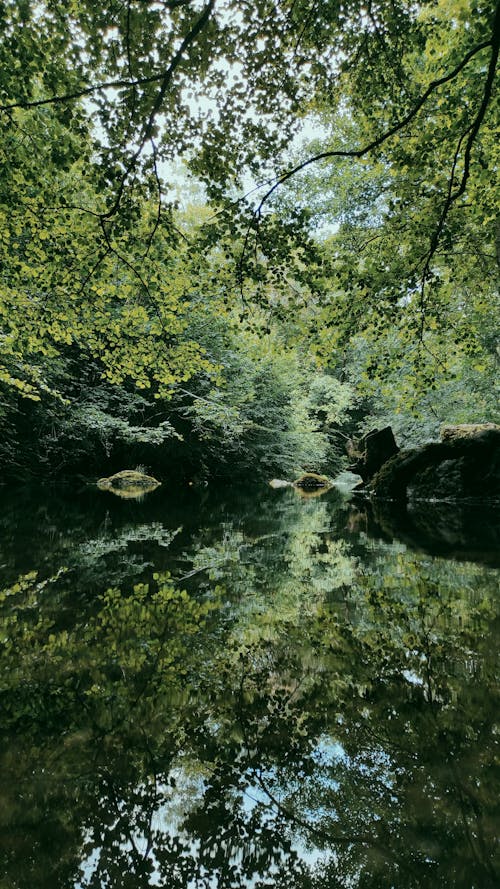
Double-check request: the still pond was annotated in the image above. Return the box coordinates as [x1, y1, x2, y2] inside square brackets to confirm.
[0, 480, 498, 888]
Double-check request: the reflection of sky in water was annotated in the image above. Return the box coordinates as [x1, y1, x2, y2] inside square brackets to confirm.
[77, 736, 391, 887]
[402, 669, 424, 687]
[77, 761, 335, 888]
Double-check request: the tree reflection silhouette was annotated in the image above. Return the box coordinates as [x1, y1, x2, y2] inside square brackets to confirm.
[0, 488, 498, 887]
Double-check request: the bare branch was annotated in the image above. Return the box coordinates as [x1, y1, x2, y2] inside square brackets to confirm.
[0, 74, 164, 113]
[143, 137, 164, 258]
[76, 247, 113, 297]
[447, 0, 500, 205]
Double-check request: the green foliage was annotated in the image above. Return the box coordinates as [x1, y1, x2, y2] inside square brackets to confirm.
[175, 306, 360, 478]
[181, 333, 328, 477]
[0, 568, 214, 735]
[343, 329, 500, 446]
[0, 0, 497, 473]
[0, 353, 183, 477]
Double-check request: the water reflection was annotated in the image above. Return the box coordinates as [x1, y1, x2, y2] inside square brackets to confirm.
[349, 495, 500, 566]
[0, 483, 498, 887]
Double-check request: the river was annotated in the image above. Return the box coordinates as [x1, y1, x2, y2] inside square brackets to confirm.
[0, 480, 498, 888]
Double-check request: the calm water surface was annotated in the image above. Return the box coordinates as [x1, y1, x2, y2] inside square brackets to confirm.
[0, 481, 498, 888]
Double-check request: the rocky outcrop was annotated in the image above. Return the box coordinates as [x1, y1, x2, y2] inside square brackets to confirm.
[440, 422, 499, 442]
[368, 424, 500, 503]
[97, 469, 161, 499]
[347, 426, 399, 483]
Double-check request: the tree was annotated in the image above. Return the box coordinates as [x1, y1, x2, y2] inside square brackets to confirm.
[1, 1, 497, 340]
[0, 0, 498, 476]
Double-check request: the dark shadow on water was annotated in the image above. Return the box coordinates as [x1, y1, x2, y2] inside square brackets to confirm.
[347, 495, 500, 566]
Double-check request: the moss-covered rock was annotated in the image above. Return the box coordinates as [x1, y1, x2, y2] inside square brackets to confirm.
[97, 470, 161, 499]
[440, 423, 500, 442]
[293, 472, 331, 490]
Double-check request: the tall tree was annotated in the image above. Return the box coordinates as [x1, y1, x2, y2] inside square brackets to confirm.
[0, 0, 497, 406]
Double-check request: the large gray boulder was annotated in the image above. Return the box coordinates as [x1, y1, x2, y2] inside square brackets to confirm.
[347, 426, 399, 483]
[369, 424, 500, 503]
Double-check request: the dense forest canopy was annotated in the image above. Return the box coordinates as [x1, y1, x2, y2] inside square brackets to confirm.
[0, 0, 498, 478]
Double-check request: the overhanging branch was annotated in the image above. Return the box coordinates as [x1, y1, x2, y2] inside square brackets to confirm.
[254, 37, 493, 213]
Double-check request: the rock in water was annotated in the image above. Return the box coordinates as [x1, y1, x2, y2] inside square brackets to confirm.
[370, 426, 500, 503]
[97, 470, 161, 499]
[347, 427, 399, 482]
[293, 473, 331, 490]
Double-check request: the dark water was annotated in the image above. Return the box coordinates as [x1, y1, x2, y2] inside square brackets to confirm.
[0, 481, 498, 888]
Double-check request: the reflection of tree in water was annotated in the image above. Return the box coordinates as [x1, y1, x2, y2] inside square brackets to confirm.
[245, 552, 499, 888]
[0, 492, 498, 888]
[185, 490, 355, 635]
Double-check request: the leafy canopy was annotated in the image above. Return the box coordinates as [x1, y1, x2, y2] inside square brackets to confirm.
[0, 0, 498, 454]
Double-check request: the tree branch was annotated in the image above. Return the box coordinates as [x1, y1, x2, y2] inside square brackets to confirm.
[0, 74, 165, 113]
[238, 10, 497, 337]
[417, 0, 499, 337]
[253, 37, 492, 213]
[101, 0, 216, 221]
[0, 0, 215, 123]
